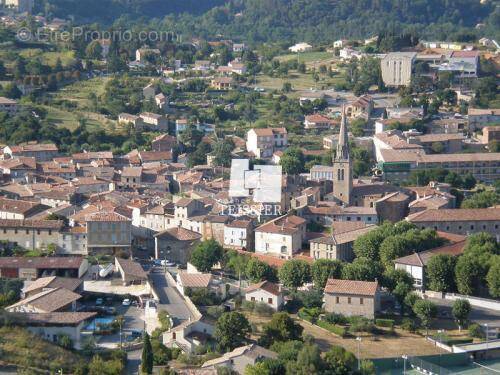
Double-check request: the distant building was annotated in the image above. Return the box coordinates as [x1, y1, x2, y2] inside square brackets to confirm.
[381, 52, 417, 87]
[0, 97, 18, 114]
[482, 126, 500, 144]
[202, 344, 277, 373]
[304, 114, 333, 130]
[245, 281, 284, 311]
[289, 43, 312, 53]
[211, 77, 234, 90]
[4, 0, 34, 13]
[3, 142, 58, 162]
[468, 108, 500, 131]
[255, 215, 306, 258]
[139, 112, 168, 131]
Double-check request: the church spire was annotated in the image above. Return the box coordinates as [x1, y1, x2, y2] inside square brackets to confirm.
[336, 105, 350, 161]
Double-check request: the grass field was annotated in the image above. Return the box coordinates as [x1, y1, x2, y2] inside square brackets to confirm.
[53, 77, 110, 108]
[275, 51, 333, 64]
[254, 70, 345, 92]
[18, 49, 76, 67]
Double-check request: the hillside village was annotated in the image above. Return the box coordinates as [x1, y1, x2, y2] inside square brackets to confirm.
[0, 0, 499, 374]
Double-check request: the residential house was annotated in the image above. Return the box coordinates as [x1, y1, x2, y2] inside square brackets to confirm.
[223, 218, 254, 251]
[85, 212, 132, 255]
[154, 227, 201, 265]
[0, 256, 88, 280]
[255, 215, 306, 258]
[245, 281, 284, 311]
[3, 142, 58, 161]
[289, 43, 312, 53]
[246, 127, 288, 158]
[139, 112, 168, 131]
[346, 95, 374, 119]
[201, 344, 277, 374]
[0, 97, 18, 114]
[22, 276, 82, 298]
[176, 271, 226, 298]
[118, 113, 144, 129]
[136, 48, 160, 63]
[304, 114, 333, 130]
[152, 134, 177, 152]
[18, 312, 96, 349]
[0, 157, 37, 181]
[310, 224, 376, 261]
[323, 279, 380, 319]
[115, 257, 148, 285]
[394, 239, 466, 290]
[0, 198, 49, 219]
[6, 287, 81, 313]
[0, 219, 63, 251]
[468, 108, 500, 131]
[211, 77, 234, 90]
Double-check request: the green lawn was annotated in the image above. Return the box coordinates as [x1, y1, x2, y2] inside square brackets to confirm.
[42, 105, 115, 132]
[52, 77, 110, 108]
[18, 49, 76, 67]
[255, 70, 346, 92]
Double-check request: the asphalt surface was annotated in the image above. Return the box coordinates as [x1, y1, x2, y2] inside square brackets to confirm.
[427, 297, 500, 326]
[149, 270, 193, 323]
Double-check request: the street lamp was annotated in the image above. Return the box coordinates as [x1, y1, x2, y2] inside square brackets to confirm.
[356, 336, 362, 370]
[485, 323, 489, 349]
[402, 355, 408, 375]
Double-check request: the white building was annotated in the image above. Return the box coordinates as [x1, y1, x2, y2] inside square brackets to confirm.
[381, 52, 416, 87]
[245, 281, 284, 311]
[254, 215, 306, 258]
[246, 127, 288, 159]
[289, 43, 312, 53]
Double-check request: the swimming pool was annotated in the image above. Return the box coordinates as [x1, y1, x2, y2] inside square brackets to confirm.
[85, 316, 115, 331]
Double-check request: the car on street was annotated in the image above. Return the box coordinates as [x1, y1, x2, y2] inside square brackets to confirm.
[122, 298, 131, 306]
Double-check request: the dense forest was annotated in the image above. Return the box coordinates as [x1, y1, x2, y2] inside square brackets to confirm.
[34, 0, 499, 43]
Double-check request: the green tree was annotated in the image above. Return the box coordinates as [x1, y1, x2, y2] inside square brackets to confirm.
[215, 312, 251, 352]
[379, 236, 411, 269]
[245, 258, 277, 283]
[259, 312, 303, 347]
[311, 259, 343, 290]
[141, 332, 154, 374]
[211, 138, 234, 167]
[280, 147, 305, 175]
[189, 239, 223, 272]
[452, 299, 471, 331]
[487, 256, 500, 298]
[324, 345, 356, 374]
[413, 299, 437, 335]
[286, 344, 324, 374]
[86, 40, 103, 60]
[426, 254, 456, 292]
[2, 83, 22, 99]
[278, 259, 311, 289]
[461, 191, 499, 209]
[341, 257, 383, 281]
[455, 255, 485, 295]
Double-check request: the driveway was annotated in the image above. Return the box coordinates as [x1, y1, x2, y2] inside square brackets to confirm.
[150, 270, 193, 323]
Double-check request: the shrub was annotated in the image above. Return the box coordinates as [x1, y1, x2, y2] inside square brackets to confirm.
[468, 323, 484, 339]
[324, 312, 348, 325]
[298, 307, 322, 324]
[254, 302, 275, 316]
[241, 300, 256, 311]
[206, 306, 225, 319]
[316, 320, 348, 337]
[375, 319, 395, 328]
[348, 316, 375, 334]
[401, 318, 418, 333]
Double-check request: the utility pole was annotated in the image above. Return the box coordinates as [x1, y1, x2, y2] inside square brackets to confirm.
[356, 336, 362, 370]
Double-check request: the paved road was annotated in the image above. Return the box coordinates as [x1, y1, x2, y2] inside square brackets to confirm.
[125, 349, 142, 375]
[428, 297, 500, 326]
[150, 271, 193, 323]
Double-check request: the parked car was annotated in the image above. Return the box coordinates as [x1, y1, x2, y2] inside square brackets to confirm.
[95, 298, 104, 306]
[122, 298, 131, 306]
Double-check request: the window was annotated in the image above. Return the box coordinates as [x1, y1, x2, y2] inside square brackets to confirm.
[251, 297, 255, 302]
[335, 296, 340, 304]
[348, 297, 351, 304]
[268, 298, 273, 304]
[360, 298, 364, 305]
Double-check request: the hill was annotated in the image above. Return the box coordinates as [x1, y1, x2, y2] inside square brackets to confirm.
[32, 0, 500, 43]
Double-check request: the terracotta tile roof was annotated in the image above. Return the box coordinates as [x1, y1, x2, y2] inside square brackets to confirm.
[311, 225, 376, 245]
[85, 211, 130, 222]
[178, 271, 212, 288]
[139, 151, 172, 162]
[155, 227, 202, 241]
[115, 257, 148, 279]
[22, 276, 82, 294]
[0, 157, 37, 170]
[324, 279, 378, 296]
[236, 249, 286, 268]
[414, 133, 464, 142]
[0, 197, 45, 215]
[305, 114, 332, 123]
[394, 240, 467, 267]
[251, 127, 287, 136]
[72, 151, 114, 160]
[176, 198, 194, 207]
[226, 219, 252, 228]
[7, 143, 58, 153]
[0, 256, 85, 269]
[0, 218, 63, 230]
[15, 311, 96, 325]
[407, 208, 500, 222]
[256, 215, 305, 235]
[435, 231, 466, 243]
[246, 280, 281, 296]
[8, 287, 81, 312]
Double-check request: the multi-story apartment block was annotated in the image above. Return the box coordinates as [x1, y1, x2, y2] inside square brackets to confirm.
[381, 52, 416, 87]
[3, 142, 58, 162]
[85, 212, 132, 254]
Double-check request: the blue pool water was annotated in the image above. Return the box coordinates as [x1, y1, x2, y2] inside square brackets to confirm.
[85, 316, 115, 331]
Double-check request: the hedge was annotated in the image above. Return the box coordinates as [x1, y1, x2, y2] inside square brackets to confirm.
[442, 338, 474, 346]
[375, 318, 395, 328]
[316, 320, 348, 337]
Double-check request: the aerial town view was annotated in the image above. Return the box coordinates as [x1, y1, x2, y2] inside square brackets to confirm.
[0, 0, 499, 374]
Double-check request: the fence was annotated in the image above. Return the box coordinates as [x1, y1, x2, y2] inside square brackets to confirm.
[422, 291, 500, 311]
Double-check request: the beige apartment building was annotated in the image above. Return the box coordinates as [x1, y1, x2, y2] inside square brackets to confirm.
[381, 52, 416, 87]
[255, 215, 306, 259]
[85, 212, 132, 254]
